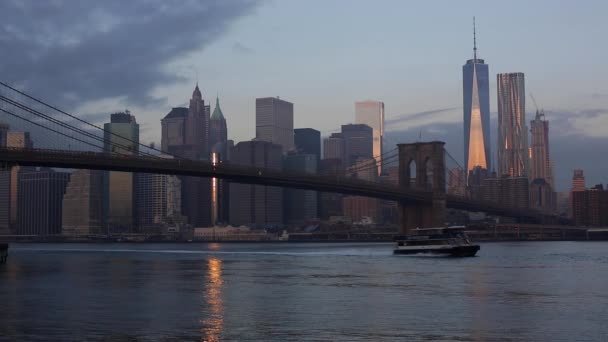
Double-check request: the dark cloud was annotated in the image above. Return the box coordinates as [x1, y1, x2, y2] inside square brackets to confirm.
[0, 0, 260, 108]
[385, 114, 608, 192]
[385, 107, 460, 126]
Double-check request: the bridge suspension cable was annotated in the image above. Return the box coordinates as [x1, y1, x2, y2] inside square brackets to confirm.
[0, 81, 176, 159]
[0, 95, 162, 159]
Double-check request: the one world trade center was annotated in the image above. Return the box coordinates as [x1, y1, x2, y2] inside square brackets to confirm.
[463, 18, 491, 183]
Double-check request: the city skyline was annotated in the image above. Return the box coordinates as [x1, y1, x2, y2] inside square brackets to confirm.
[0, 1, 607, 191]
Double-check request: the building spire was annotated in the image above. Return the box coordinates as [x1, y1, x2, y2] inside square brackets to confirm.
[473, 16, 477, 62]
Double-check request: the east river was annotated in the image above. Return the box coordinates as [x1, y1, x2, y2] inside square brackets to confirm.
[1, 242, 607, 341]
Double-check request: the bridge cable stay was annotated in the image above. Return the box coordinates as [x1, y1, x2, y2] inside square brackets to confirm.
[0, 81, 177, 159]
[0, 106, 108, 152]
[0, 95, 162, 159]
[341, 148, 399, 175]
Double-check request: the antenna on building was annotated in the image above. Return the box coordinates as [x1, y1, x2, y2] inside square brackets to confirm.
[473, 16, 477, 62]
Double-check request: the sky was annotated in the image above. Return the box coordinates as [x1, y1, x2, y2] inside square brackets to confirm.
[1, 0, 607, 191]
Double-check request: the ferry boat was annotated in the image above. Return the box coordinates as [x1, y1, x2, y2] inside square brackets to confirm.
[393, 226, 480, 257]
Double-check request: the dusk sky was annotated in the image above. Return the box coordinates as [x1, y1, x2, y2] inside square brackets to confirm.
[1, 0, 607, 190]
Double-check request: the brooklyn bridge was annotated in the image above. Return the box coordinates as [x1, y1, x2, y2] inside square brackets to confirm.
[0, 81, 555, 233]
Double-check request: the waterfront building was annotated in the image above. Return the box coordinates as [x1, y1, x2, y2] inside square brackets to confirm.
[0, 171, 10, 235]
[229, 140, 283, 227]
[355, 101, 384, 175]
[256, 97, 294, 153]
[343, 157, 378, 223]
[343, 196, 378, 223]
[570, 169, 587, 218]
[136, 161, 183, 234]
[572, 185, 608, 226]
[18, 169, 70, 235]
[480, 175, 529, 210]
[378, 166, 399, 224]
[497, 72, 528, 177]
[6, 131, 33, 232]
[529, 178, 555, 214]
[294, 128, 321, 160]
[62, 170, 103, 236]
[284, 153, 318, 225]
[341, 124, 373, 168]
[463, 19, 491, 181]
[319, 158, 344, 219]
[103, 111, 139, 233]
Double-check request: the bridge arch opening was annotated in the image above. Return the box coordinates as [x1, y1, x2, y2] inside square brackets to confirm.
[408, 159, 416, 187]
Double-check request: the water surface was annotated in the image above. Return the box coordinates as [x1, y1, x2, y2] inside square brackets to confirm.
[1, 242, 607, 341]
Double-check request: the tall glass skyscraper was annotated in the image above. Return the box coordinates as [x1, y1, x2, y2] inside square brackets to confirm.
[463, 19, 491, 181]
[497, 72, 528, 177]
[103, 111, 139, 233]
[355, 101, 384, 175]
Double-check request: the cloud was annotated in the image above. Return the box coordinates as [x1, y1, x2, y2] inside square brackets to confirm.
[0, 0, 260, 109]
[233, 42, 254, 54]
[385, 107, 460, 126]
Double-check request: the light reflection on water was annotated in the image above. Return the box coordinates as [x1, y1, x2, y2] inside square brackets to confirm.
[201, 258, 223, 342]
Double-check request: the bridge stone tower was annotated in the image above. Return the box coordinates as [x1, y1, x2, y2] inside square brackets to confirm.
[398, 141, 447, 234]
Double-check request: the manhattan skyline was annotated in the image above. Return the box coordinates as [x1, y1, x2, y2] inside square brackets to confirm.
[0, 1, 607, 190]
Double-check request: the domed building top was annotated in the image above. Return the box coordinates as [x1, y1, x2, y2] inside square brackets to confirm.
[192, 83, 202, 99]
[211, 96, 225, 121]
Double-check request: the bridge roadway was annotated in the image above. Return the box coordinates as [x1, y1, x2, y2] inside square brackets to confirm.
[0, 147, 541, 221]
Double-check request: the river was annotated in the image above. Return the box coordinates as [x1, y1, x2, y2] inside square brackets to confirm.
[1, 242, 607, 341]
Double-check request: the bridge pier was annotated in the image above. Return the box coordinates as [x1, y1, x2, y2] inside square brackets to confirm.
[398, 142, 446, 235]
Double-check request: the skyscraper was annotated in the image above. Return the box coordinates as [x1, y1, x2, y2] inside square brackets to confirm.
[186, 84, 210, 159]
[463, 18, 491, 180]
[284, 153, 318, 225]
[103, 111, 139, 233]
[529, 110, 553, 185]
[18, 169, 70, 235]
[229, 140, 283, 226]
[341, 124, 373, 168]
[161, 85, 213, 228]
[209, 96, 228, 152]
[294, 128, 321, 160]
[209, 96, 229, 226]
[497, 72, 528, 177]
[62, 170, 103, 236]
[136, 161, 183, 234]
[161, 107, 188, 156]
[323, 133, 345, 162]
[571, 169, 586, 192]
[256, 97, 294, 153]
[355, 101, 384, 175]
